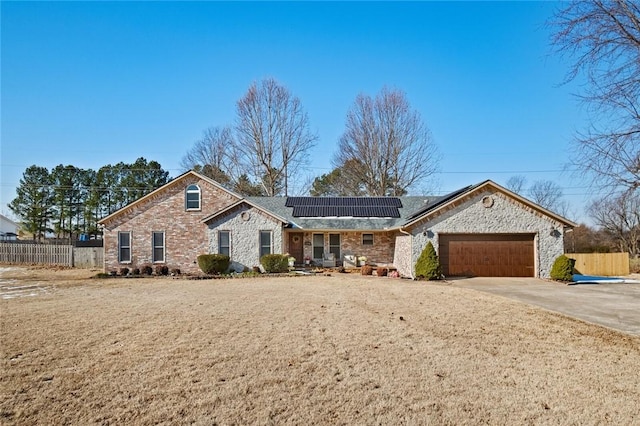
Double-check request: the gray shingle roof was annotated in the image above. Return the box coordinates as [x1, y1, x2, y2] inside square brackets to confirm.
[246, 196, 435, 230]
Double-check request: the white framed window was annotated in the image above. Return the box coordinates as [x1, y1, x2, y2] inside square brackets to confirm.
[118, 231, 131, 263]
[312, 233, 324, 260]
[259, 230, 272, 259]
[185, 184, 201, 210]
[362, 233, 374, 246]
[219, 231, 230, 257]
[329, 233, 341, 259]
[152, 231, 165, 263]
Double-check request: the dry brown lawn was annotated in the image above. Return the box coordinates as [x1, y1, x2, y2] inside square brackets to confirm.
[1, 267, 639, 425]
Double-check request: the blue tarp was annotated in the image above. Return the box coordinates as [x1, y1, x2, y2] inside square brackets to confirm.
[571, 274, 639, 284]
[573, 274, 621, 282]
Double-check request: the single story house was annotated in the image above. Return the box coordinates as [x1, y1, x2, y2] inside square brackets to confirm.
[98, 170, 576, 278]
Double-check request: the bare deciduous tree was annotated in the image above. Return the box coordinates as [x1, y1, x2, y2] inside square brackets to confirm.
[235, 78, 317, 196]
[528, 180, 565, 212]
[564, 223, 617, 253]
[180, 126, 236, 186]
[530, 179, 573, 218]
[587, 189, 640, 255]
[506, 176, 572, 217]
[333, 87, 439, 196]
[551, 0, 640, 190]
[505, 175, 527, 195]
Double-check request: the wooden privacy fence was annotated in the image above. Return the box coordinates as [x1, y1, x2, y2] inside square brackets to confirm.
[566, 252, 630, 276]
[73, 246, 104, 269]
[0, 242, 104, 268]
[0, 242, 72, 266]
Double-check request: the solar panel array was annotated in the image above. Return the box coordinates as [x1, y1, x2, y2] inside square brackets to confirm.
[286, 197, 402, 218]
[285, 197, 402, 207]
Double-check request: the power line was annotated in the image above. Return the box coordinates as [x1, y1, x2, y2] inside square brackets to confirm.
[0, 162, 580, 174]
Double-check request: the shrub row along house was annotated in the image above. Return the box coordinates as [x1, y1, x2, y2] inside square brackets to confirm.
[98, 171, 576, 278]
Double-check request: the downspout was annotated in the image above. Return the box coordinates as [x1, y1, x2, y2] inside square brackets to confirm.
[399, 226, 415, 280]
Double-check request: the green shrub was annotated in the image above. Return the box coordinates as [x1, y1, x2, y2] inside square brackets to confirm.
[415, 241, 442, 280]
[260, 254, 289, 273]
[550, 255, 575, 281]
[198, 254, 231, 275]
[361, 265, 373, 276]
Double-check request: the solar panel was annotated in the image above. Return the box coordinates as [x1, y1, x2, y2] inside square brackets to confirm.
[292, 205, 401, 218]
[286, 196, 403, 217]
[285, 196, 402, 208]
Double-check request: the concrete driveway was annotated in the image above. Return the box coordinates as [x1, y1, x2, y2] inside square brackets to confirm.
[450, 277, 640, 336]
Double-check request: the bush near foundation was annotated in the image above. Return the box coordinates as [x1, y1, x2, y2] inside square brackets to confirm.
[197, 254, 231, 275]
[361, 265, 373, 276]
[260, 254, 289, 273]
[550, 255, 575, 281]
[155, 265, 169, 276]
[415, 241, 442, 280]
[376, 267, 388, 277]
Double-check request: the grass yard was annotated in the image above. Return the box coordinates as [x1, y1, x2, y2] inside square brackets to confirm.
[1, 267, 640, 424]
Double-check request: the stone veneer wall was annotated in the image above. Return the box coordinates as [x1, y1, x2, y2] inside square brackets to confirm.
[393, 234, 413, 278]
[207, 204, 284, 272]
[298, 230, 396, 265]
[101, 176, 239, 274]
[410, 189, 566, 278]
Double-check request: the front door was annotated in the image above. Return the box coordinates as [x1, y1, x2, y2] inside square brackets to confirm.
[288, 233, 304, 265]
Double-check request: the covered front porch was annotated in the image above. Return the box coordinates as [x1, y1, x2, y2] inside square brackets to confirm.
[284, 230, 397, 268]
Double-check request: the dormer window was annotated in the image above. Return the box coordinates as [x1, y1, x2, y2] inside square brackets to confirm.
[186, 184, 201, 210]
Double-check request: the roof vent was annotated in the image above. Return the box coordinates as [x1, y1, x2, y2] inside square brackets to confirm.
[482, 196, 494, 208]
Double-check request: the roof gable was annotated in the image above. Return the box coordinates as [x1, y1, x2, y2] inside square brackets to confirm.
[98, 170, 242, 225]
[403, 180, 577, 229]
[202, 199, 289, 225]
[0, 214, 19, 227]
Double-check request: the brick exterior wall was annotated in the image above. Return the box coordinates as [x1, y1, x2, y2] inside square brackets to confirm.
[101, 174, 239, 274]
[295, 230, 396, 266]
[409, 189, 567, 278]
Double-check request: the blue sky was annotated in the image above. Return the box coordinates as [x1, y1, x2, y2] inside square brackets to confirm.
[1, 1, 592, 222]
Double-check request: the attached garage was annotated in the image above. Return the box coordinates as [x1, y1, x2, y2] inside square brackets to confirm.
[439, 234, 535, 277]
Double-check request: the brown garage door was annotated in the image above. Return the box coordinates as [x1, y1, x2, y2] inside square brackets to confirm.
[439, 234, 535, 277]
